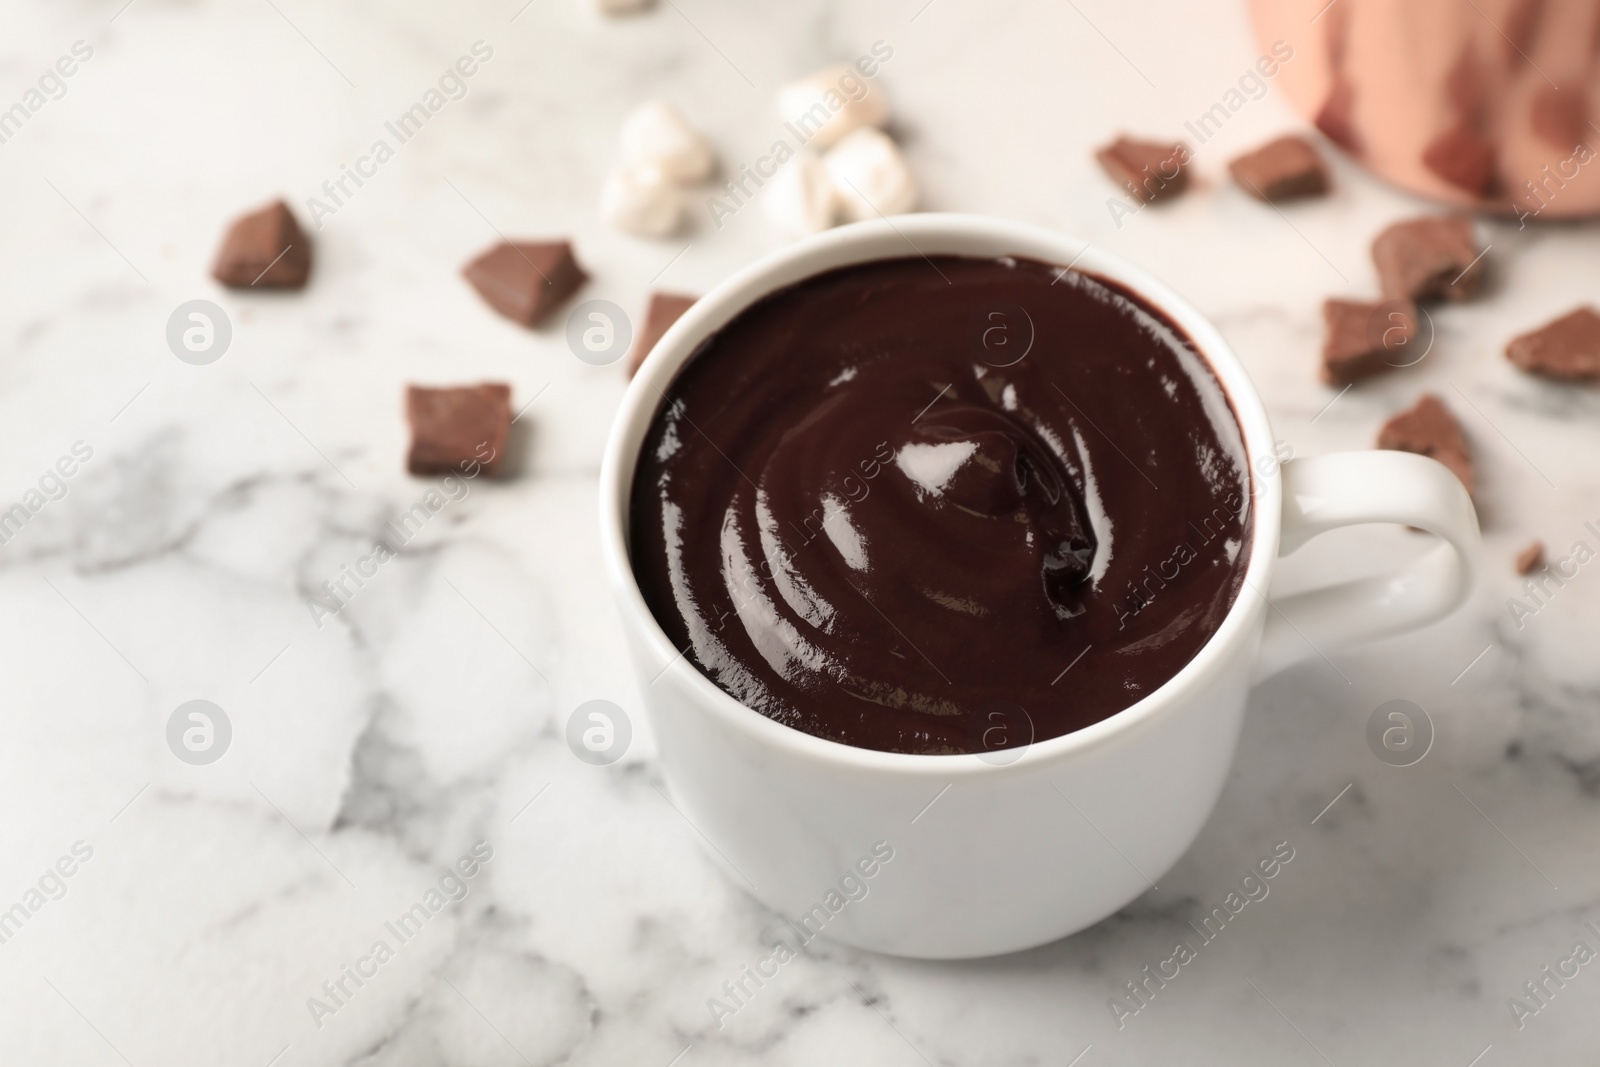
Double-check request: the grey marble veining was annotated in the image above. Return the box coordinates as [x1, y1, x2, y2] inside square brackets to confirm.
[1, 0, 1598, 1064]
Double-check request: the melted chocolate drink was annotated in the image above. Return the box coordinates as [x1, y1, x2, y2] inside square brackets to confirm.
[630, 255, 1252, 755]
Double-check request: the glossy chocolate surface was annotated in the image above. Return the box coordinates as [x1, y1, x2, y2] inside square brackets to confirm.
[630, 255, 1252, 754]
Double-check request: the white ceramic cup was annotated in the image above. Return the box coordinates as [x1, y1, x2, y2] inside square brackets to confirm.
[599, 214, 1480, 959]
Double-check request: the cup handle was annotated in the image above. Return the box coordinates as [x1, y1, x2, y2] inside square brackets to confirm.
[1253, 451, 1481, 681]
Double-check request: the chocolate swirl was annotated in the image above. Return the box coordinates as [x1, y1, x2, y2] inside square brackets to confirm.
[631, 255, 1251, 754]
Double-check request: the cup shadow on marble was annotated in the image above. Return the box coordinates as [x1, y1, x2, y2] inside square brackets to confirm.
[863, 665, 1507, 1051]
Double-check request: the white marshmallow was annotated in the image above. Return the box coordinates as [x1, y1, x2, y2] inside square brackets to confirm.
[599, 164, 684, 238]
[778, 65, 889, 150]
[594, 0, 654, 15]
[620, 100, 715, 183]
[823, 128, 916, 220]
[763, 150, 838, 239]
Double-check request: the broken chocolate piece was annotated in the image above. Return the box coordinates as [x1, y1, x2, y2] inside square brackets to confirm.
[406, 383, 512, 477]
[1422, 121, 1498, 197]
[1095, 136, 1190, 204]
[1505, 306, 1600, 380]
[1531, 85, 1589, 149]
[1230, 135, 1331, 202]
[627, 292, 698, 378]
[1321, 298, 1419, 384]
[1377, 393, 1474, 495]
[211, 199, 312, 289]
[462, 240, 587, 328]
[1372, 216, 1486, 303]
[1515, 540, 1545, 575]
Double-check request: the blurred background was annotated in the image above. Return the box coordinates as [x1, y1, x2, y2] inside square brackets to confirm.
[1, 0, 1598, 1064]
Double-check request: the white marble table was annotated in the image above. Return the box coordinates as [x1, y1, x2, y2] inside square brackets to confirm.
[2, 0, 1598, 1063]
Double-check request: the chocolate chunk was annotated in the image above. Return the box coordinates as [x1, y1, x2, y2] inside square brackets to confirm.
[462, 240, 587, 328]
[406, 384, 512, 477]
[1316, 79, 1361, 153]
[211, 199, 312, 289]
[1377, 393, 1473, 495]
[1372, 216, 1486, 303]
[1505, 306, 1600, 380]
[1422, 121, 1499, 197]
[1095, 137, 1190, 204]
[1515, 540, 1545, 575]
[628, 292, 698, 378]
[1230, 135, 1331, 202]
[1531, 85, 1589, 150]
[1321, 298, 1418, 384]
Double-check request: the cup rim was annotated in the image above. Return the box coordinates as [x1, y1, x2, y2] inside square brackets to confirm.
[598, 213, 1280, 778]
